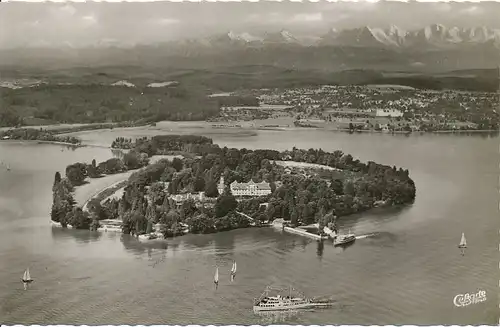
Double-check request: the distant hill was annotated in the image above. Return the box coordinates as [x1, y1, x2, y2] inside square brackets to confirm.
[1, 66, 498, 93]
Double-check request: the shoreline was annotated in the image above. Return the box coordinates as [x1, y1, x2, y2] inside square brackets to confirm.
[298, 127, 499, 134]
[0, 139, 116, 149]
[0, 139, 84, 147]
[1, 121, 498, 144]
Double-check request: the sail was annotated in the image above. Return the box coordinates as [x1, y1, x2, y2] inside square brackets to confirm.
[214, 267, 219, 283]
[233, 262, 237, 274]
[460, 233, 467, 246]
[23, 268, 31, 281]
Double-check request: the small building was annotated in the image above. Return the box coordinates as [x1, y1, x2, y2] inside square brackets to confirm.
[169, 192, 205, 207]
[375, 109, 403, 118]
[218, 177, 272, 197]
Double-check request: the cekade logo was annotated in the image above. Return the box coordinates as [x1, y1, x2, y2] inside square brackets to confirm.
[453, 290, 486, 307]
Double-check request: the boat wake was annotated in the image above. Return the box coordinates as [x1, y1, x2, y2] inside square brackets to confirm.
[355, 233, 376, 240]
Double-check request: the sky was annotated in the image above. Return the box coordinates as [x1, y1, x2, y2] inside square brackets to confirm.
[1, 1, 500, 48]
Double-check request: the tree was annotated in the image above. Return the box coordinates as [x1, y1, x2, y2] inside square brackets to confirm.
[67, 207, 92, 230]
[205, 180, 219, 198]
[53, 172, 62, 188]
[187, 213, 215, 234]
[343, 180, 356, 197]
[290, 208, 298, 226]
[162, 209, 179, 226]
[123, 151, 140, 170]
[148, 182, 166, 205]
[88, 199, 106, 220]
[265, 204, 276, 221]
[172, 157, 183, 172]
[193, 176, 206, 192]
[215, 194, 238, 218]
[65, 163, 88, 186]
[146, 204, 159, 223]
[330, 179, 344, 195]
[146, 221, 153, 234]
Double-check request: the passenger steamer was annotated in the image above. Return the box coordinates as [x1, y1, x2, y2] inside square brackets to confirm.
[253, 286, 333, 312]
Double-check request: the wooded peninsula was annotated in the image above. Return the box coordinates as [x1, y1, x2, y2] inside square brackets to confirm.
[51, 135, 416, 237]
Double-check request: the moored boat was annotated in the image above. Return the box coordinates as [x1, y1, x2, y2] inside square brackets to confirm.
[97, 219, 123, 232]
[334, 229, 356, 246]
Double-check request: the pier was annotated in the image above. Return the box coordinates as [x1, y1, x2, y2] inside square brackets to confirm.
[283, 226, 325, 240]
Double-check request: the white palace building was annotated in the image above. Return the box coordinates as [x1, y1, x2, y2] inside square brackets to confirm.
[218, 177, 272, 197]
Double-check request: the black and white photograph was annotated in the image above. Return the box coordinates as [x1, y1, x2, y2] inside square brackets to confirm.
[0, 0, 498, 325]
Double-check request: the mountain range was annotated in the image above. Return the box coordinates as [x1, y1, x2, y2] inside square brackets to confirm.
[171, 24, 500, 50]
[1, 24, 499, 72]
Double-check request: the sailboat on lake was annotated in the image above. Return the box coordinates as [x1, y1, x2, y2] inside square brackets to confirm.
[214, 267, 219, 290]
[22, 268, 33, 290]
[458, 233, 467, 256]
[230, 261, 237, 282]
[1, 161, 10, 171]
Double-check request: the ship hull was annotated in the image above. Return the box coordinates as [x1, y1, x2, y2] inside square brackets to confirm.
[334, 236, 356, 246]
[253, 302, 332, 312]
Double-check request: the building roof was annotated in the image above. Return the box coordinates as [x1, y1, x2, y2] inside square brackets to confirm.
[230, 179, 272, 191]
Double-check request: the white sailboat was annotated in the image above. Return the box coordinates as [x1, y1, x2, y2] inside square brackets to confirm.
[458, 233, 467, 255]
[230, 261, 237, 282]
[22, 268, 33, 290]
[214, 267, 219, 289]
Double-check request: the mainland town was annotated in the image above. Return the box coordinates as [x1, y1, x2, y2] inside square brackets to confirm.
[209, 85, 499, 133]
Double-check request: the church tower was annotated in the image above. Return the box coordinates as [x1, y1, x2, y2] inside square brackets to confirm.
[217, 176, 225, 195]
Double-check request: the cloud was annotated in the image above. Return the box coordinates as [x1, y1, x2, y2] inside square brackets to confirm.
[59, 4, 77, 16]
[460, 6, 484, 15]
[156, 18, 180, 25]
[290, 13, 323, 22]
[433, 3, 453, 12]
[82, 15, 98, 25]
[246, 12, 322, 24]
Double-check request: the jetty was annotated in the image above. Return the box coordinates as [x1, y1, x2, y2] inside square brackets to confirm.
[284, 226, 325, 240]
[272, 219, 334, 240]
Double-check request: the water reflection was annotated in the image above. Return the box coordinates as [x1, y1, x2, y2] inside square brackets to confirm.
[333, 241, 356, 252]
[336, 205, 412, 232]
[60, 144, 78, 152]
[213, 230, 236, 269]
[255, 309, 305, 324]
[50, 226, 101, 244]
[316, 241, 324, 258]
[120, 234, 169, 255]
[181, 233, 214, 249]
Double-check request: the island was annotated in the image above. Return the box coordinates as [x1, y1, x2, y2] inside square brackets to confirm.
[50, 134, 416, 240]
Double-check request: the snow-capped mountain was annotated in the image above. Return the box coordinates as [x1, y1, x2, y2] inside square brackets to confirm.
[262, 30, 300, 44]
[317, 24, 500, 49]
[156, 24, 500, 50]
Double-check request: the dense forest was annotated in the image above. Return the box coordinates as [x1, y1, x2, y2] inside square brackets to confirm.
[0, 128, 82, 145]
[51, 135, 416, 237]
[0, 84, 220, 127]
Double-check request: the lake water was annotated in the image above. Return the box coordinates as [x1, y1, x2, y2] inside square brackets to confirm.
[0, 124, 498, 325]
